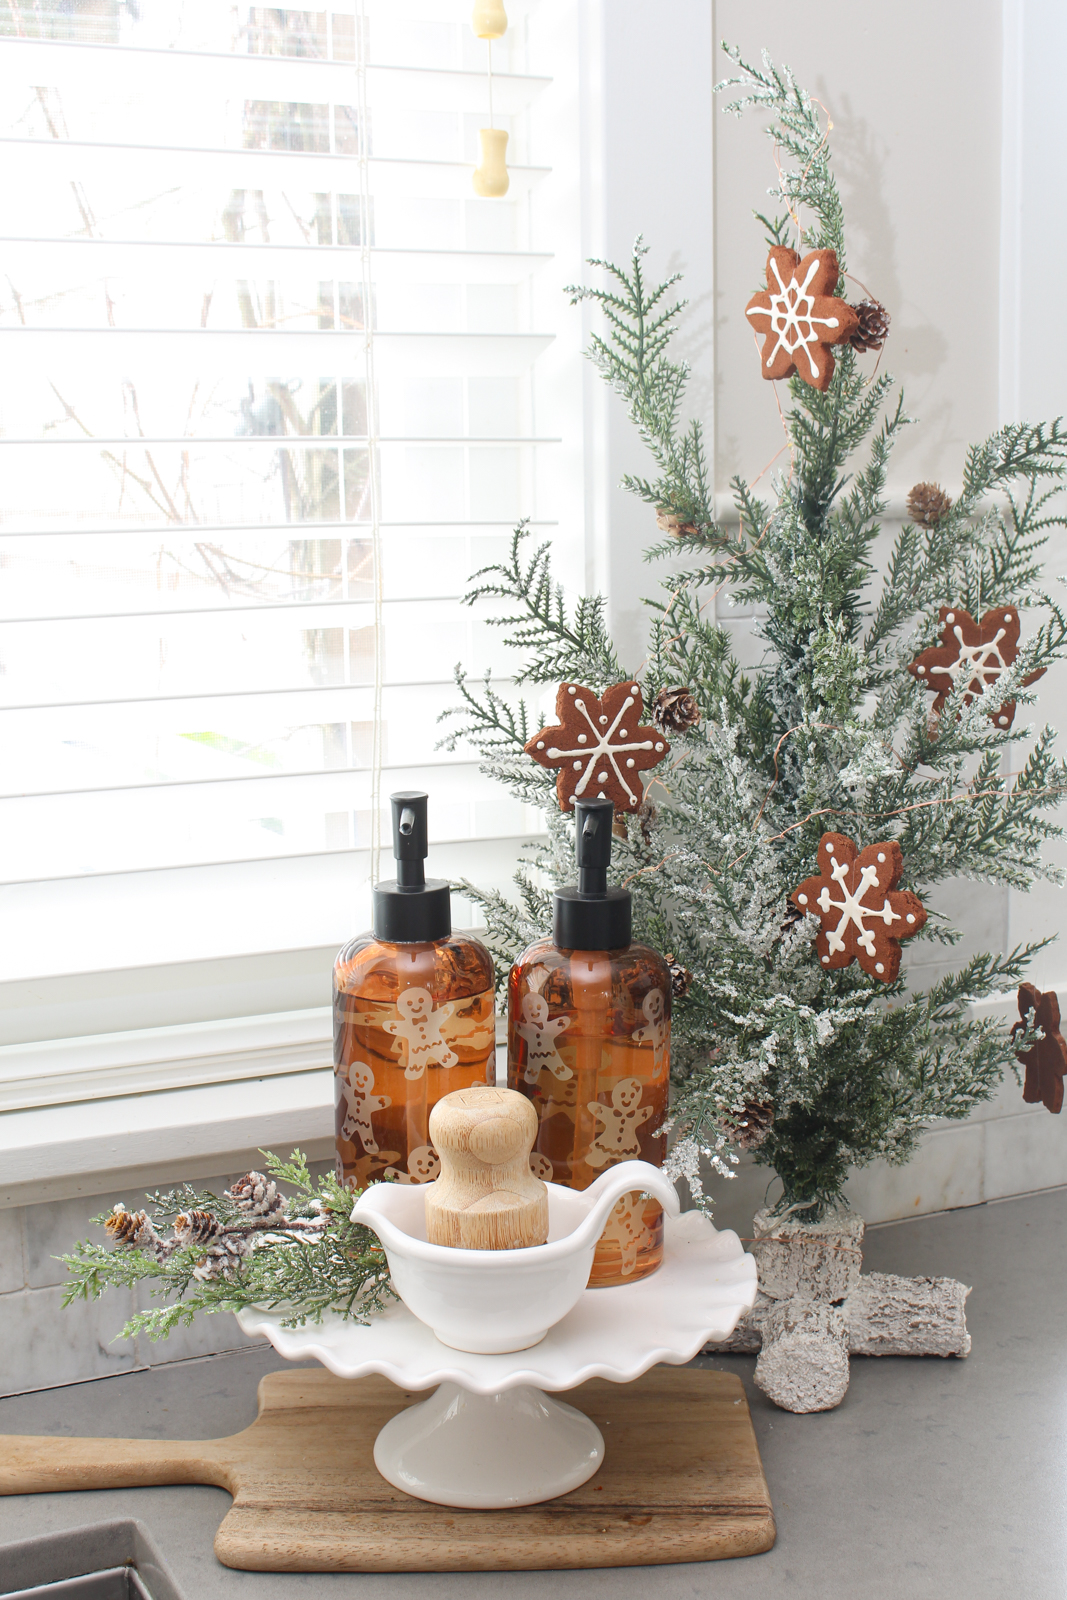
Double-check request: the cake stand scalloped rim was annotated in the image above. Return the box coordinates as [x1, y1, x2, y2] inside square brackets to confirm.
[236, 1209, 758, 1395]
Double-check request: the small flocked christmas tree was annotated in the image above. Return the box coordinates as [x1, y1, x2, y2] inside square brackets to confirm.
[443, 48, 1067, 1220]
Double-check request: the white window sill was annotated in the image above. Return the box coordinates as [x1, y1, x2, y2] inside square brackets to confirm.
[0, 1069, 336, 1209]
[0, 1006, 509, 1209]
[0, 1008, 332, 1113]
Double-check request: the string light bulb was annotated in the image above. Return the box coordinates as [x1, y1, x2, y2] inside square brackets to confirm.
[472, 1, 508, 197]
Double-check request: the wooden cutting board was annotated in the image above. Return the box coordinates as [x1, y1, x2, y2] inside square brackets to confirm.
[0, 1366, 774, 1572]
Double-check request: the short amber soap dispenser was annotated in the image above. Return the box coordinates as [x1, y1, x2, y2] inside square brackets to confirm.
[334, 791, 496, 1192]
[507, 796, 672, 1285]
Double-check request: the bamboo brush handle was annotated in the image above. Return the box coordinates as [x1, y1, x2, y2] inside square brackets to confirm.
[425, 1085, 548, 1250]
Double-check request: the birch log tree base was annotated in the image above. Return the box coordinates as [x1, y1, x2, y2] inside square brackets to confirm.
[709, 1208, 972, 1413]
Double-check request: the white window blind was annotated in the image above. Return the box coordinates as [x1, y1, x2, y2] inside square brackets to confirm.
[0, 1, 574, 987]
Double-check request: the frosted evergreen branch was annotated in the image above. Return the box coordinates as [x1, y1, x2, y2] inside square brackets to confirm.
[461, 523, 622, 686]
[437, 666, 529, 757]
[567, 239, 723, 540]
[716, 44, 845, 263]
[61, 1151, 395, 1342]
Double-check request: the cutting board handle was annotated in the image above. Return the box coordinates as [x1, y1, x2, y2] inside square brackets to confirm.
[0, 1434, 234, 1495]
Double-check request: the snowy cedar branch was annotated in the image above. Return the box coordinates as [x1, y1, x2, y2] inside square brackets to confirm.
[61, 1150, 393, 1341]
[441, 49, 1067, 1220]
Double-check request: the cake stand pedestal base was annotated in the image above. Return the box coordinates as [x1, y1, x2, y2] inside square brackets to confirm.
[373, 1381, 605, 1508]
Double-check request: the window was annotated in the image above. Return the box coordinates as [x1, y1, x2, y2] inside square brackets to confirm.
[0, 2, 580, 1027]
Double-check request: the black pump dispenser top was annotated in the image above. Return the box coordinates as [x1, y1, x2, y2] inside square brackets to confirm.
[372, 791, 452, 943]
[552, 797, 632, 951]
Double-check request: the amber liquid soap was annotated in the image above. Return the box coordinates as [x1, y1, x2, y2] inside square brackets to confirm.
[334, 791, 495, 1191]
[508, 797, 671, 1286]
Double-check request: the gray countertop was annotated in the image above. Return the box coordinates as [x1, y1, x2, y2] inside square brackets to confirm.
[1, 1187, 1064, 1600]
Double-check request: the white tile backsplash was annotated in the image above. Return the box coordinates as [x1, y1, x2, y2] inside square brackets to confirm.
[0, 1283, 139, 1397]
[846, 1121, 986, 1220]
[0, 1206, 25, 1295]
[21, 1192, 106, 1290]
[984, 1108, 1067, 1199]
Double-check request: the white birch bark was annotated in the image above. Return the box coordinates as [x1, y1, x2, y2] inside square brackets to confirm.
[707, 1211, 972, 1411]
[753, 1298, 851, 1413]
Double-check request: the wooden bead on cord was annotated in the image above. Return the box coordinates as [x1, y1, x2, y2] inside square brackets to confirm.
[424, 1085, 549, 1250]
[472, 128, 509, 198]
[472, 0, 507, 39]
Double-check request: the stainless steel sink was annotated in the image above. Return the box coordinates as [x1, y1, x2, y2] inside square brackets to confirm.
[0, 1520, 184, 1600]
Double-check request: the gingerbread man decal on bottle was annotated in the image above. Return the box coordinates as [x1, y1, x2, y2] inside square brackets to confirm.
[632, 988, 668, 1068]
[337, 1061, 391, 1153]
[384, 987, 459, 1078]
[334, 792, 495, 1193]
[508, 797, 673, 1286]
[586, 1077, 655, 1166]
[516, 991, 572, 1083]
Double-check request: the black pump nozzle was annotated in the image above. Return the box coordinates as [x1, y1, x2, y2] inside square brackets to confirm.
[391, 790, 428, 889]
[552, 796, 631, 951]
[575, 797, 613, 896]
[372, 790, 451, 942]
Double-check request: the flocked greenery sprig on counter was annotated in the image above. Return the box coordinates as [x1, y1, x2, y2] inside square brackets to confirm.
[61, 1151, 393, 1341]
[441, 45, 1067, 1220]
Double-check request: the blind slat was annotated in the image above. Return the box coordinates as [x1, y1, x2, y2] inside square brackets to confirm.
[10, 753, 491, 803]
[0, 436, 554, 448]
[0, 521, 558, 539]
[2, 677, 508, 711]
[0, 40, 549, 113]
[0, 239, 553, 284]
[0, 138, 548, 197]
[0, 328, 553, 377]
[5, 595, 468, 623]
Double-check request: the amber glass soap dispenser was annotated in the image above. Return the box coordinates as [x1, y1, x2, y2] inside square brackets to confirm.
[508, 796, 671, 1286]
[334, 791, 495, 1192]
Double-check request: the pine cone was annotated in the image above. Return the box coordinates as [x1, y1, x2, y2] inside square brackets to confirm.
[174, 1209, 221, 1247]
[105, 1205, 157, 1250]
[638, 800, 658, 848]
[722, 1099, 775, 1151]
[664, 954, 692, 1000]
[653, 686, 700, 734]
[849, 299, 890, 353]
[228, 1171, 285, 1218]
[655, 509, 700, 539]
[192, 1234, 252, 1282]
[907, 482, 953, 528]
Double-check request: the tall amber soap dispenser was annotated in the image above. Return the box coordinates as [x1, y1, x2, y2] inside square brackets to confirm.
[508, 796, 671, 1285]
[334, 791, 496, 1191]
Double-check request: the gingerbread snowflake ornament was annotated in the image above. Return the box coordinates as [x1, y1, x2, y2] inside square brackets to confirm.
[1012, 983, 1067, 1114]
[907, 606, 1044, 731]
[745, 248, 860, 391]
[525, 681, 670, 813]
[791, 832, 927, 983]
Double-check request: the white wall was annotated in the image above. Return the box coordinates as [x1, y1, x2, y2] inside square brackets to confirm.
[580, 0, 716, 667]
[1001, 0, 1067, 990]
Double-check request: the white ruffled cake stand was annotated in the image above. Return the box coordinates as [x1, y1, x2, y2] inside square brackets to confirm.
[237, 1210, 756, 1510]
